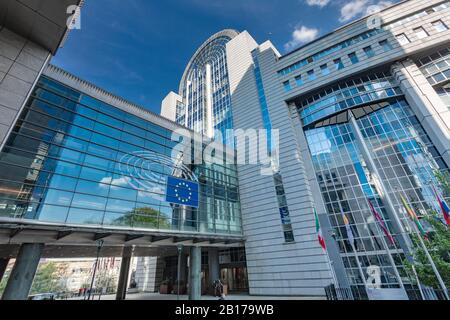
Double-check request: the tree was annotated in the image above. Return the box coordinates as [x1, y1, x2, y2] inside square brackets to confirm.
[0, 262, 67, 296]
[30, 262, 67, 295]
[95, 270, 117, 294]
[434, 170, 450, 197]
[116, 207, 171, 229]
[403, 170, 450, 289]
[404, 217, 450, 288]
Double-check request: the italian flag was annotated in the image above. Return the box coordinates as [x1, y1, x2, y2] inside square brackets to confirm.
[315, 209, 326, 251]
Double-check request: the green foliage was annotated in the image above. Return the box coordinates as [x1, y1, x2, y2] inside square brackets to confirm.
[0, 272, 7, 295]
[0, 262, 66, 296]
[116, 207, 171, 229]
[95, 271, 117, 293]
[434, 170, 450, 197]
[404, 216, 450, 289]
[30, 262, 66, 295]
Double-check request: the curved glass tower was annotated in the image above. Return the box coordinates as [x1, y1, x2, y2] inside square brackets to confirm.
[176, 30, 239, 146]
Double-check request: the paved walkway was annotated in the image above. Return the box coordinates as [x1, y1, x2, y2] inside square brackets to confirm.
[71, 292, 325, 301]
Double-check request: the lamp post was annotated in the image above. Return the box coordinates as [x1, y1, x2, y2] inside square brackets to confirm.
[88, 239, 104, 301]
[177, 244, 183, 301]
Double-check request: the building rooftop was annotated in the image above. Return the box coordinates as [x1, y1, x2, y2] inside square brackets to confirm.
[279, 0, 410, 60]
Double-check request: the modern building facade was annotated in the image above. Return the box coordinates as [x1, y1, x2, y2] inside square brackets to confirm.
[0, 67, 242, 235]
[1, 0, 450, 300]
[161, 30, 238, 146]
[162, 0, 450, 298]
[0, 1, 245, 301]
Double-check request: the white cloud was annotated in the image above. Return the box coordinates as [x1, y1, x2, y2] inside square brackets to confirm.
[339, 0, 369, 22]
[285, 26, 319, 51]
[339, 0, 393, 23]
[305, 0, 331, 8]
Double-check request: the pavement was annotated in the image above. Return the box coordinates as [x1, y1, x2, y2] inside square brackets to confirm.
[69, 292, 326, 301]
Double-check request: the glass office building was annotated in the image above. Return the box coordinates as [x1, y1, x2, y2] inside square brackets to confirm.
[176, 30, 238, 146]
[300, 71, 450, 295]
[417, 46, 450, 110]
[0, 75, 242, 235]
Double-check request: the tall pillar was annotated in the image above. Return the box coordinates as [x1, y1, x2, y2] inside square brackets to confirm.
[178, 253, 188, 282]
[116, 246, 133, 300]
[189, 247, 201, 301]
[205, 63, 214, 139]
[1, 244, 44, 300]
[208, 248, 220, 292]
[0, 258, 10, 283]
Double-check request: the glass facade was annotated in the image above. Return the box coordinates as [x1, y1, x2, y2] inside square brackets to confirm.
[179, 34, 235, 146]
[0, 76, 242, 235]
[277, 1, 450, 77]
[417, 46, 450, 110]
[300, 74, 450, 293]
[297, 72, 402, 127]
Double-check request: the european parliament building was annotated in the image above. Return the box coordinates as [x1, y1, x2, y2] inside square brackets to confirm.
[0, 0, 450, 300]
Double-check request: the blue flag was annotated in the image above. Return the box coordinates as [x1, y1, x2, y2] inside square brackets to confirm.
[166, 176, 199, 208]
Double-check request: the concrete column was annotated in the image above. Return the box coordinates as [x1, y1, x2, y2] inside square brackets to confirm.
[208, 248, 220, 289]
[1, 243, 44, 300]
[185, 81, 191, 127]
[189, 247, 201, 301]
[179, 253, 188, 283]
[116, 246, 133, 300]
[0, 258, 10, 283]
[205, 64, 214, 139]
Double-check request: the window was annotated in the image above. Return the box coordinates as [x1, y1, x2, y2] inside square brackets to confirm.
[307, 70, 316, 81]
[283, 80, 291, 92]
[414, 27, 429, 39]
[348, 52, 359, 64]
[295, 75, 303, 86]
[432, 20, 448, 32]
[320, 64, 330, 76]
[396, 34, 410, 45]
[334, 58, 344, 71]
[363, 46, 375, 58]
[379, 39, 393, 52]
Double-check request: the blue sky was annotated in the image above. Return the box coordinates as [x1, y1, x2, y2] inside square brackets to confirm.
[53, 0, 399, 114]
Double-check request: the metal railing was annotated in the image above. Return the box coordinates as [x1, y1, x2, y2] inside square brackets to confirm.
[325, 284, 448, 301]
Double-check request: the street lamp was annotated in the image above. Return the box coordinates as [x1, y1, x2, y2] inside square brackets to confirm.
[177, 244, 183, 301]
[88, 239, 104, 300]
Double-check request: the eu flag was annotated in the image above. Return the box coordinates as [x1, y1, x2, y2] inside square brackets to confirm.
[166, 176, 199, 208]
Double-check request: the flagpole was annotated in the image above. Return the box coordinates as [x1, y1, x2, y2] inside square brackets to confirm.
[411, 265, 426, 300]
[367, 200, 405, 290]
[429, 180, 450, 227]
[410, 218, 449, 300]
[323, 239, 346, 300]
[350, 241, 368, 297]
[336, 201, 368, 297]
[315, 209, 349, 300]
[399, 190, 449, 300]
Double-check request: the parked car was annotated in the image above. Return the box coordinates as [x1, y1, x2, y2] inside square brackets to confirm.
[28, 293, 57, 300]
